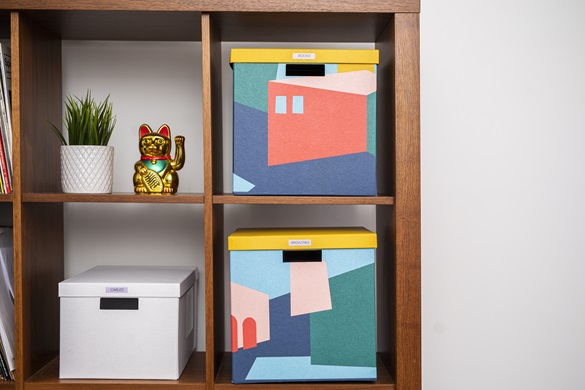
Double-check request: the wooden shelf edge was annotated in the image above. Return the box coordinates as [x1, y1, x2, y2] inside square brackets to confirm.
[25, 352, 206, 389]
[0, 0, 420, 13]
[0, 381, 15, 389]
[0, 194, 13, 203]
[214, 353, 395, 389]
[22, 192, 204, 204]
[213, 195, 394, 205]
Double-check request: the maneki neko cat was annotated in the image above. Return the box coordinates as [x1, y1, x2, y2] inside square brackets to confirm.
[133, 124, 185, 194]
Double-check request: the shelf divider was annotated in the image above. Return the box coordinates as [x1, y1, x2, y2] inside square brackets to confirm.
[3, 0, 420, 13]
[21, 192, 204, 204]
[383, 12, 422, 390]
[214, 195, 394, 205]
[202, 12, 226, 390]
[0, 194, 13, 202]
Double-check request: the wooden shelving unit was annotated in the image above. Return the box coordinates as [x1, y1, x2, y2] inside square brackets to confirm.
[0, 1, 421, 389]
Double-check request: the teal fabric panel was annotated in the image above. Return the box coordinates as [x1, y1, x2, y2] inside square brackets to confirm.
[310, 263, 376, 367]
[233, 63, 278, 112]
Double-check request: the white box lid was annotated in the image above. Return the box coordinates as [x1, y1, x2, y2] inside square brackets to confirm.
[59, 266, 198, 298]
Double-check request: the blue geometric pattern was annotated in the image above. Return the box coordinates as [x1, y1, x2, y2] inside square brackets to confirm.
[232, 294, 310, 383]
[232, 103, 376, 195]
[231, 250, 377, 383]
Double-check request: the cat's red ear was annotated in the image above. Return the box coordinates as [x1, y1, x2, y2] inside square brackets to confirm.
[139, 124, 152, 138]
[157, 124, 170, 138]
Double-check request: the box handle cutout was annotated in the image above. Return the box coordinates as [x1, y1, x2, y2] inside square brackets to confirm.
[286, 64, 325, 77]
[283, 250, 322, 262]
[100, 298, 139, 310]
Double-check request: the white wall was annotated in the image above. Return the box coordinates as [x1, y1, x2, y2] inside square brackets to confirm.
[421, 0, 585, 389]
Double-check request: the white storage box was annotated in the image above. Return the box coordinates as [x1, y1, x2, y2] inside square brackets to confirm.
[59, 265, 198, 380]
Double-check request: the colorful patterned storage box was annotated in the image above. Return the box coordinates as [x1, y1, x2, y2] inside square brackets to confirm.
[231, 48, 379, 195]
[228, 227, 377, 383]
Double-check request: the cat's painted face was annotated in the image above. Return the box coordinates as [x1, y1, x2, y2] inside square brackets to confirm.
[139, 124, 171, 157]
[140, 134, 171, 156]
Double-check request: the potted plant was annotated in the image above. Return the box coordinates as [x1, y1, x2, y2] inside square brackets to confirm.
[48, 91, 117, 193]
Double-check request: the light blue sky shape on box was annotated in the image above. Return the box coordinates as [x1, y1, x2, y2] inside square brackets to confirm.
[245, 356, 376, 381]
[230, 249, 374, 299]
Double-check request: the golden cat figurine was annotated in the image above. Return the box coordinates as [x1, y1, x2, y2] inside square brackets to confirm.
[133, 124, 185, 194]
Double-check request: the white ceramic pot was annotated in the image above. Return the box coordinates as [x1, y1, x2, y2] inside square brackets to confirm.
[60, 145, 114, 193]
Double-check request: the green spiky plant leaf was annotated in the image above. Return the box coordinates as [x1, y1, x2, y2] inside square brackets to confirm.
[48, 91, 116, 146]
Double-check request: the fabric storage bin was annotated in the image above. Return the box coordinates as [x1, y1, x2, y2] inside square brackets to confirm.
[231, 48, 379, 196]
[59, 265, 198, 380]
[228, 227, 377, 383]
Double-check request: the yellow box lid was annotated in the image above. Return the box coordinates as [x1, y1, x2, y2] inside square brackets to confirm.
[230, 48, 379, 64]
[228, 227, 377, 251]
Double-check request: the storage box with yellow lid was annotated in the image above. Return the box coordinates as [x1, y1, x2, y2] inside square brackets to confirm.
[231, 48, 379, 196]
[228, 227, 377, 383]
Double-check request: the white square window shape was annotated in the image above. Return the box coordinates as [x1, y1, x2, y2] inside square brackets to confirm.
[275, 96, 287, 114]
[292, 96, 304, 114]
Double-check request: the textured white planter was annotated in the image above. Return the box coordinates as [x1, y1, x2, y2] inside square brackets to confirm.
[60, 145, 114, 193]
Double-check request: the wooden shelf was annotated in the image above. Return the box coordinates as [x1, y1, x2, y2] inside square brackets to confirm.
[214, 353, 395, 389]
[0, 194, 12, 202]
[25, 352, 206, 389]
[22, 192, 204, 204]
[1, 4, 417, 43]
[4, 2, 421, 390]
[2, 0, 419, 13]
[214, 195, 394, 206]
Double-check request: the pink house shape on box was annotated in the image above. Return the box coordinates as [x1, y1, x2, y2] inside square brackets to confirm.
[230, 282, 270, 352]
[267, 70, 376, 166]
